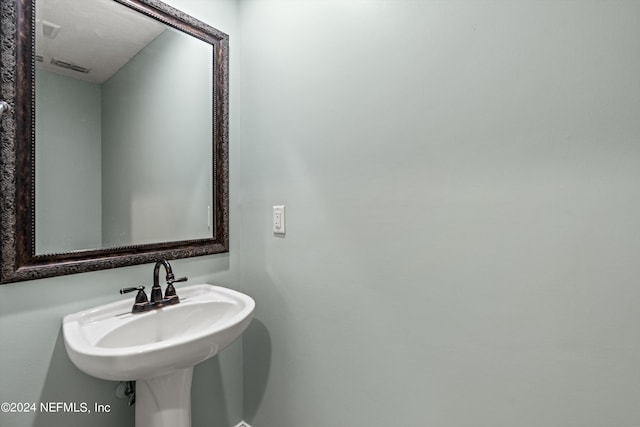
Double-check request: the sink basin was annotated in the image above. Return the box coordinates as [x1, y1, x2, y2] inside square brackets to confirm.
[62, 283, 254, 427]
[63, 284, 255, 381]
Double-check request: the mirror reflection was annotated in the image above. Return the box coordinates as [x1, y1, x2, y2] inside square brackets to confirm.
[35, 0, 214, 255]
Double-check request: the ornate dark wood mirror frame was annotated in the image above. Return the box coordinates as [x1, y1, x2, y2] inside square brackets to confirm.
[0, 0, 229, 283]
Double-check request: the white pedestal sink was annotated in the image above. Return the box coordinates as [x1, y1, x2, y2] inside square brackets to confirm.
[62, 284, 255, 427]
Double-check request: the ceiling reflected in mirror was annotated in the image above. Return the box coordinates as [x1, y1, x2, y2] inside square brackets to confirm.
[36, 0, 165, 83]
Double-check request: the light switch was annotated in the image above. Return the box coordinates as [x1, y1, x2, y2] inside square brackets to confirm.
[273, 205, 285, 234]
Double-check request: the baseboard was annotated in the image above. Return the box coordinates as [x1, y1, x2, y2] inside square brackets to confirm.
[233, 422, 251, 427]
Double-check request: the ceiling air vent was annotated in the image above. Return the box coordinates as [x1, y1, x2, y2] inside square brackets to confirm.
[50, 57, 91, 74]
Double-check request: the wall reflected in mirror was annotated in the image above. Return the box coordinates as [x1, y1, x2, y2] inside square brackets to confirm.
[35, 0, 214, 255]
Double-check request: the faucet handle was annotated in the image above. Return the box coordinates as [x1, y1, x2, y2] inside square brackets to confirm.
[167, 276, 188, 285]
[120, 286, 145, 294]
[120, 286, 152, 313]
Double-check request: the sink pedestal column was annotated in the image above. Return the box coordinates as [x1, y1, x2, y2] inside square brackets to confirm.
[136, 367, 193, 427]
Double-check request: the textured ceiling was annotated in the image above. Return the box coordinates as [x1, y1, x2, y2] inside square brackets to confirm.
[36, 0, 166, 83]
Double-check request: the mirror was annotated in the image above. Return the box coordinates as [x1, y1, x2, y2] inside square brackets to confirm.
[0, 0, 229, 283]
[35, 0, 215, 254]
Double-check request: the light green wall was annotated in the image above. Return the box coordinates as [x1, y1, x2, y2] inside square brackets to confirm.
[0, 1, 240, 427]
[35, 70, 102, 254]
[102, 28, 213, 247]
[9, 2, 640, 427]
[238, 1, 640, 426]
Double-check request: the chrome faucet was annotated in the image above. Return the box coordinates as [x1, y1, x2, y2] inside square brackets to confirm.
[120, 260, 187, 313]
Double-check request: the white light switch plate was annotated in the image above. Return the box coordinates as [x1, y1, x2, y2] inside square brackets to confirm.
[273, 205, 285, 234]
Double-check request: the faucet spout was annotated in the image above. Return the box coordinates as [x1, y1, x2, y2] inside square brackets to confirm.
[121, 260, 186, 313]
[151, 260, 186, 306]
[151, 260, 170, 303]
[153, 260, 175, 289]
